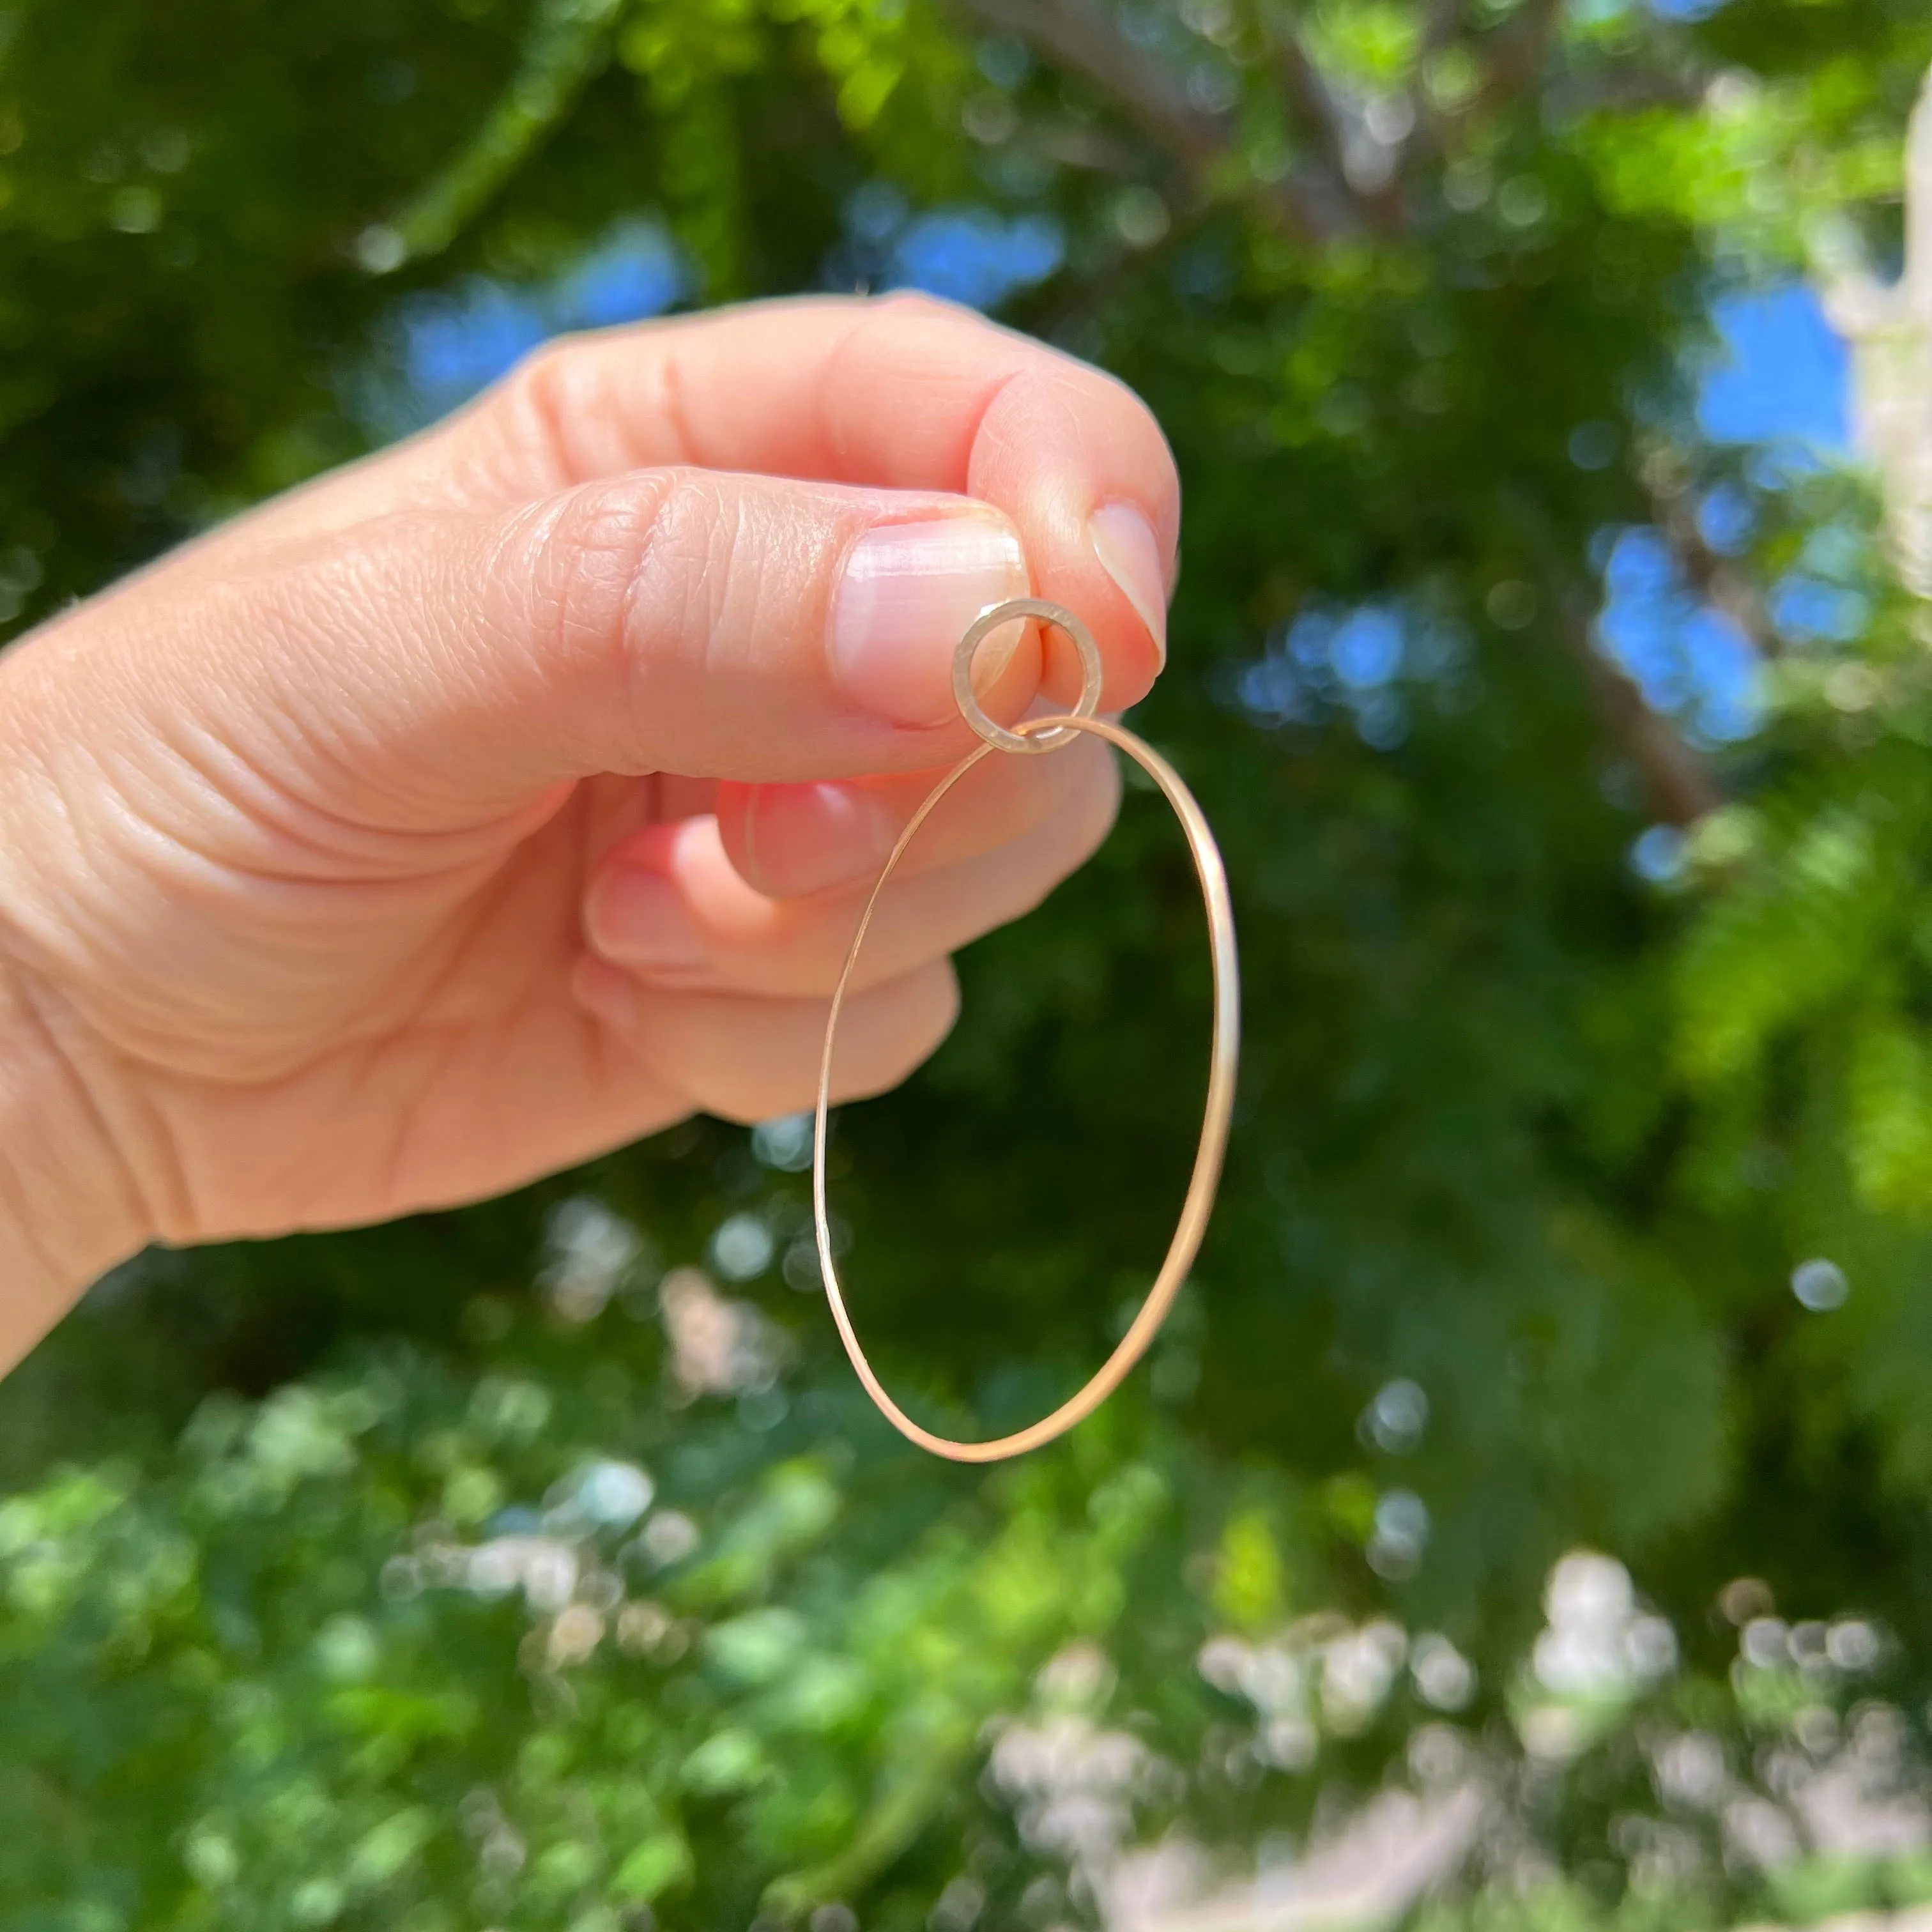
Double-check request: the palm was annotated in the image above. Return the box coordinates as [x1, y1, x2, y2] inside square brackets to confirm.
[112, 778, 691, 1242]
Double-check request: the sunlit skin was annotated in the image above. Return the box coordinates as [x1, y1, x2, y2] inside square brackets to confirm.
[0, 293, 1179, 1374]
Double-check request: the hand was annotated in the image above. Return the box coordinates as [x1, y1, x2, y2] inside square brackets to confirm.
[0, 293, 1177, 1365]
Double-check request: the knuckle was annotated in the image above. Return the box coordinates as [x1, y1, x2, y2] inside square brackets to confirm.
[842, 965, 958, 1100]
[484, 337, 587, 484]
[701, 1046, 823, 1126]
[664, 994, 831, 1126]
[703, 1089, 781, 1129]
[1002, 748, 1119, 914]
[640, 470, 746, 653]
[868, 288, 967, 330]
[904, 962, 962, 1060]
[1070, 744, 1124, 860]
[968, 739, 1098, 853]
[997, 749, 1075, 845]
[1096, 358, 1174, 445]
[829, 292, 981, 406]
[510, 468, 718, 718]
[513, 483, 638, 653]
[697, 967, 958, 1120]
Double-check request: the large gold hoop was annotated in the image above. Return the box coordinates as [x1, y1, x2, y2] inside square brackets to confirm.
[812, 600, 1241, 1464]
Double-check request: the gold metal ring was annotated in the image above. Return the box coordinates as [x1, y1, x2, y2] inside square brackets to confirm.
[951, 597, 1104, 755]
[813, 652, 1241, 1462]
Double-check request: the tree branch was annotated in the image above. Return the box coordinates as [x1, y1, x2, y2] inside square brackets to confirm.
[950, 0, 1713, 824]
[378, 0, 623, 266]
[1469, 0, 1566, 118]
[1420, 0, 1464, 59]
[1655, 489, 1779, 658]
[1259, 5, 1409, 231]
[1637, 447, 1779, 656]
[1555, 590, 1723, 827]
[955, 0, 1223, 169]
[948, 0, 1350, 246]
[1407, 0, 1565, 167]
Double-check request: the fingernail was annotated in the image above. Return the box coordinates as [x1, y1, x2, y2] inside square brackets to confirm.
[574, 955, 638, 1032]
[1089, 502, 1169, 670]
[743, 782, 897, 897]
[587, 868, 707, 971]
[832, 514, 1029, 726]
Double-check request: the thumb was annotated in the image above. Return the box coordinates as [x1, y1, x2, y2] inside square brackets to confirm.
[123, 467, 1120, 833]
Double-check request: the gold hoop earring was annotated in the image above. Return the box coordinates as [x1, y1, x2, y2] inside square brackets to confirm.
[813, 597, 1241, 1463]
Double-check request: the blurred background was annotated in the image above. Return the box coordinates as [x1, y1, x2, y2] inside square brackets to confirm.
[3, 1, 1932, 1928]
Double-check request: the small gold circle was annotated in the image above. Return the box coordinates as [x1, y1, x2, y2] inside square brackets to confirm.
[813, 711, 1240, 1464]
[951, 597, 1103, 756]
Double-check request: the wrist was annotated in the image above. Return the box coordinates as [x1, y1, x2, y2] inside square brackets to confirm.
[0, 962, 155, 1369]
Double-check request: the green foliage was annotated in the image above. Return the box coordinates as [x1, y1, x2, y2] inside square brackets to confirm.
[0, 1296, 1413, 1929]
[8, 0, 1932, 1924]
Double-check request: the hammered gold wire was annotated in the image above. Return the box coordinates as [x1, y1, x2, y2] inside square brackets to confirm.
[949, 595, 1103, 755]
[813, 601, 1240, 1464]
